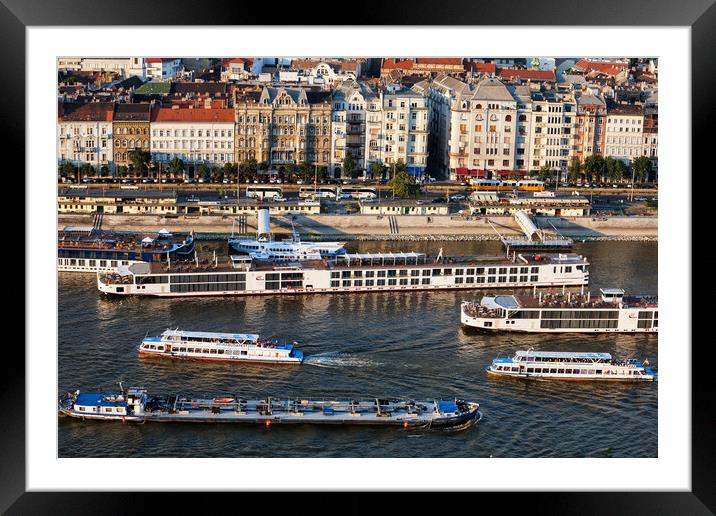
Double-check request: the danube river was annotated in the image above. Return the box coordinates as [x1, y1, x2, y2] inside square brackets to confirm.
[58, 241, 657, 458]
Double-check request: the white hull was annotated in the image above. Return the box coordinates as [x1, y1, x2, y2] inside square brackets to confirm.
[58, 257, 145, 274]
[98, 254, 590, 297]
[486, 369, 654, 381]
[461, 302, 657, 333]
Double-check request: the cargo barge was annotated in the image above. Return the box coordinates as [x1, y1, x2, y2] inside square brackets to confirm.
[58, 387, 482, 429]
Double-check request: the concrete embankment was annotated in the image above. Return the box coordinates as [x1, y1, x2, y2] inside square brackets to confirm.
[59, 213, 657, 240]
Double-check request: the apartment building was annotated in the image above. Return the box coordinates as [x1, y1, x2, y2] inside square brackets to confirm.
[574, 94, 607, 161]
[57, 102, 115, 171]
[604, 104, 644, 164]
[330, 80, 379, 176]
[112, 103, 152, 167]
[528, 88, 576, 175]
[234, 86, 332, 169]
[379, 88, 429, 177]
[150, 107, 235, 168]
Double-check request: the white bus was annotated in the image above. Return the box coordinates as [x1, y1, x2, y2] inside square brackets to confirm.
[246, 186, 283, 200]
[339, 187, 378, 200]
[298, 186, 337, 199]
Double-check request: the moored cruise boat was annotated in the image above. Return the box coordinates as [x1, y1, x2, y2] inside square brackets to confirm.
[58, 386, 482, 429]
[58, 227, 195, 273]
[140, 329, 304, 365]
[461, 288, 657, 333]
[228, 208, 346, 261]
[97, 251, 589, 297]
[486, 349, 655, 381]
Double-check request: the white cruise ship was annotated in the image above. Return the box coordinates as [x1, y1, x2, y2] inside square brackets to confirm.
[461, 288, 657, 333]
[486, 349, 655, 382]
[97, 251, 590, 297]
[139, 329, 304, 364]
[228, 208, 346, 261]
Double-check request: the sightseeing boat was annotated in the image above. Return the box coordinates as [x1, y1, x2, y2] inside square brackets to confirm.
[139, 329, 304, 365]
[58, 386, 482, 429]
[228, 208, 346, 261]
[486, 349, 655, 382]
[58, 227, 195, 273]
[97, 251, 589, 298]
[461, 288, 657, 333]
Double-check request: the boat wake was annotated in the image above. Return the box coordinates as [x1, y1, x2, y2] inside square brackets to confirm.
[303, 352, 380, 369]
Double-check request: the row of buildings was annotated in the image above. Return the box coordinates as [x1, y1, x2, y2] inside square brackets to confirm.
[58, 58, 658, 180]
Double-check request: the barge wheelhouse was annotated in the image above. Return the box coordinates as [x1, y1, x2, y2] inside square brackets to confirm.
[461, 288, 657, 333]
[97, 252, 589, 298]
[140, 329, 304, 365]
[486, 350, 655, 382]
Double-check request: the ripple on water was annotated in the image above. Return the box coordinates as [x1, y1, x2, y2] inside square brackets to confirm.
[58, 241, 657, 458]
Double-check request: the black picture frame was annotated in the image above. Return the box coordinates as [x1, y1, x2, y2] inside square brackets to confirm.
[6, 0, 711, 512]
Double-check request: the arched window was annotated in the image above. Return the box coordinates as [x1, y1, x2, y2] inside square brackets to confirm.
[505, 115, 512, 122]
[476, 104, 482, 109]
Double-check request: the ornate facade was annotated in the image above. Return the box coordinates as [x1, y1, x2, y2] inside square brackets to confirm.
[234, 87, 331, 169]
[112, 103, 152, 167]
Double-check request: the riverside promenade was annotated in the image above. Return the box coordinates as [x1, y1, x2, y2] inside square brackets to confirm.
[59, 213, 657, 240]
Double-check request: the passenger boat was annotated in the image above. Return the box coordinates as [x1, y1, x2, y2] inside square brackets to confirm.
[97, 251, 589, 298]
[228, 208, 346, 261]
[486, 349, 655, 381]
[461, 288, 657, 333]
[140, 329, 304, 365]
[58, 386, 482, 429]
[58, 227, 195, 273]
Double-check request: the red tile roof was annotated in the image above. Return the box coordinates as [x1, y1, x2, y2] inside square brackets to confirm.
[415, 57, 463, 66]
[497, 68, 556, 81]
[573, 60, 627, 76]
[382, 59, 414, 71]
[59, 102, 114, 122]
[151, 107, 235, 123]
[466, 62, 496, 74]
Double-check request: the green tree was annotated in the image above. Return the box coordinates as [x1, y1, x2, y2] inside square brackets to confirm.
[239, 159, 258, 182]
[117, 165, 128, 178]
[567, 158, 581, 182]
[298, 161, 313, 182]
[129, 149, 151, 177]
[100, 165, 109, 177]
[285, 163, 299, 180]
[197, 164, 210, 182]
[632, 156, 651, 183]
[343, 155, 358, 179]
[388, 170, 421, 198]
[168, 157, 185, 179]
[60, 162, 76, 180]
[583, 155, 605, 183]
[369, 160, 386, 180]
[508, 170, 521, 181]
[80, 163, 95, 179]
[606, 157, 625, 182]
[223, 162, 237, 182]
[537, 165, 555, 183]
[258, 161, 269, 172]
[211, 166, 222, 183]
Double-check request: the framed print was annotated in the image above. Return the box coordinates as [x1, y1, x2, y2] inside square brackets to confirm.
[5, 0, 713, 512]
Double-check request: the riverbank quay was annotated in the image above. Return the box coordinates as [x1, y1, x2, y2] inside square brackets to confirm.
[59, 213, 657, 240]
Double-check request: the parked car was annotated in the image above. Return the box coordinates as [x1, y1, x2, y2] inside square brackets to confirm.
[449, 194, 466, 201]
[431, 197, 447, 203]
[274, 196, 287, 202]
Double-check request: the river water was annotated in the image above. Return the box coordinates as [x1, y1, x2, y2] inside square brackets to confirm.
[58, 241, 657, 458]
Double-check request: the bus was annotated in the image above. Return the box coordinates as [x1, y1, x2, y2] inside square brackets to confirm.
[339, 187, 378, 200]
[298, 186, 337, 199]
[246, 186, 283, 200]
